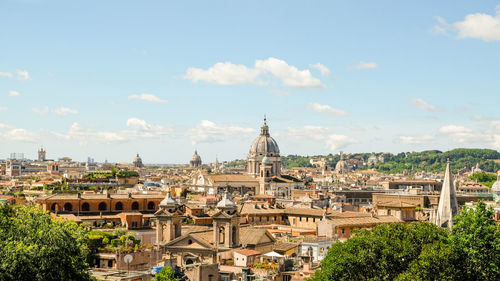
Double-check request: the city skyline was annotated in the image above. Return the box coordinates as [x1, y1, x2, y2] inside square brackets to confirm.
[2, 1, 500, 163]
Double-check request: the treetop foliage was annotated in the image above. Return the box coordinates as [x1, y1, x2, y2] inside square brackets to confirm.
[0, 203, 93, 281]
[310, 201, 500, 281]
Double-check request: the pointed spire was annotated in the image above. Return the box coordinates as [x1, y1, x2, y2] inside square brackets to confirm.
[435, 159, 459, 228]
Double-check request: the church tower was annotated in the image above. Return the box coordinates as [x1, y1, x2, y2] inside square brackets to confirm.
[212, 190, 240, 248]
[435, 160, 459, 228]
[259, 156, 273, 195]
[154, 190, 182, 244]
[38, 146, 46, 162]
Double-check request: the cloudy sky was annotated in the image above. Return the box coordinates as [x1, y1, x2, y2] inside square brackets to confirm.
[1, 1, 500, 163]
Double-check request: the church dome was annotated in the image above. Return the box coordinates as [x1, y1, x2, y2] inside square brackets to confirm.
[249, 118, 280, 156]
[217, 190, 236, 208]
[191, 150, 201, 162]
[335, 152, 350, 173]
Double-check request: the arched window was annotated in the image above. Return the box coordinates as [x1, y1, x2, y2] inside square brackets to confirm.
[131, 201, 139, 210]
[266, 170, 270, 177]
[185, 259, 194, 265]
[115, 202, 123, 211]
[219, 227, 225, 244]
[232, 226, 237, 245]
[147, 201, 155, 210]
[81, 202, 90, 211]
[63, 203, 72, 212]
[50, 203, 57, 211]
[98, 202, 107, 211]
[261, 171, 263, 177]
[387, 209, 391, 215]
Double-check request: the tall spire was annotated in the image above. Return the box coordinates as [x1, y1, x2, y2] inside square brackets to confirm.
[435, 159, 459, 228]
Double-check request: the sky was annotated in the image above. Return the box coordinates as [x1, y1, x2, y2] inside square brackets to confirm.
[1, 0, 500, 164]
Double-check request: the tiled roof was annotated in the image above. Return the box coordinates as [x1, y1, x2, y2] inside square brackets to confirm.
[37, 193, 165, 201]
[235, 249, 261, 256]
[206, 174, 258, 182]
[327, 215, 402, 227]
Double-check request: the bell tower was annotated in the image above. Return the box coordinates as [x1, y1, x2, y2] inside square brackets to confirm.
[259, 156, 273, 195]
[212, 190, 240, 248]
[38, 146, 46, 162]
[154, 190, 182, 244]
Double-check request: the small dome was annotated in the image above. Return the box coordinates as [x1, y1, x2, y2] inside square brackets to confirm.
[262, 156, 270, 163]
[191, 150, 201, 162]
[160, 190, 178, 207]
[217, 191, 236, 208]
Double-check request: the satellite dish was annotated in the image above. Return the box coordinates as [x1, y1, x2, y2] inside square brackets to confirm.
[124, 254, 133, 264]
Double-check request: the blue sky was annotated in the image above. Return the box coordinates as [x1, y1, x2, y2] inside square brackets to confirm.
[1, 0, 500, 163]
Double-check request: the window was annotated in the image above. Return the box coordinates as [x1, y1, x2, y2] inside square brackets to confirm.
[131, 201, 139, 210]
[274, 216, 277, 221]
[341, 228, 345, 234]
[115, 202, 123, 211]
[107, 260, 113, 268]
[50, 203, 57, 211]
[313, 218, 316, 223]
[219, 227, 225, 244]
[81, 202, 90, 212]
[306, 217, 309, 222]
[131, 221, 138, 228]
[267, 216, 269, 222]
[98, 202, 107, 211]
[299, 217, 302, 222]
[147, 201, 155, 210]
[63, 203, 72, 212]
[293, 218, 296, 225]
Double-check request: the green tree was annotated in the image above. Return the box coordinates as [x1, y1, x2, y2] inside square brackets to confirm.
[154, 266, 178, 281]
[310, 222, 448, 281]
[0, 203, 93, 281]
[449, 201, 500, 281]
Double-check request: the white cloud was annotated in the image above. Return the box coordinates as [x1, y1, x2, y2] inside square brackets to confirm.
[287, 126, 357, 151]
[5, 128, 39, 143]
[439, 125, 479, 143]
[184, 62, 261, 85]
[54, 107, 79, 116]
[0, 106, 7, 111]
[436, 5, 500, 42]
[126, 118, 172, 135]
[53, 123, 139, 144]
[16, 69, 31, 80]
[399, 135, 435, 145]
[0, 123, 14, 129]
[183, 57, 325, 88]
[9, 90, 20, 97]
[408, 98, 442, 112]
[0, 72, 13, 78]
[351, 61, 378, 70]
[308, 102, 348, 116]
[310, 63, 331, 76]
[187, 120, 256, 145]
[32, 106, 50, 115]
[128, 93, 167, 103]
[255, 57, 325, 88]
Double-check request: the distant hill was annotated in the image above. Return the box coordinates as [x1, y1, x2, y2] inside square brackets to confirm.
[280, 148, 500, 174]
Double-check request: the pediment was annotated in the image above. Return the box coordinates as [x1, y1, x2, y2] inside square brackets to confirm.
[165, 234, 213, 250]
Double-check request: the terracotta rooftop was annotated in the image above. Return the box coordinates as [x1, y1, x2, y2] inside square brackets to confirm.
[235, 249, 261, 256]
